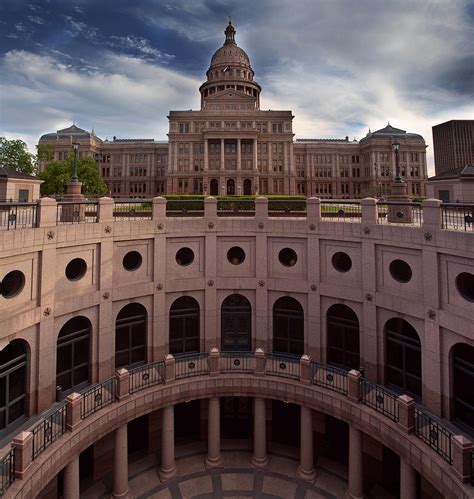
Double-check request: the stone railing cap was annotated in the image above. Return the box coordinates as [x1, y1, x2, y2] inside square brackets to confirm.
[307, 197, 321, 204]
[255, 196, 268, 203]
[65, 392, 82, 402]
[361, 197, 377, 205]
[204, 196, 217, 204]
[37, 197, 57, 205]
[422, 198, 442, 207]
[115, 368, 129, 376]
[152, 196, 167, 204]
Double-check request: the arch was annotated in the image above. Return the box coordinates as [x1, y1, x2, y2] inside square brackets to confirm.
[243, 178, 252, 195]
[210, 179, 218, 195]
[56, 316, 91, 393]
[384, 318, 421, 397]
[273, 296, 304, 356]
[227, 178, 235, 195]
[0, 339, 27, 433]
[451, 343, 474, 429]
[327, 304, 360, 370]
[115, 303, 147, 369]
[221, 294, 252, 351]
[169, 296, 200, 355]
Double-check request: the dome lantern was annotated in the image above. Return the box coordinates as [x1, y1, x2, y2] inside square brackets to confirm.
[224, 18, 236, 45]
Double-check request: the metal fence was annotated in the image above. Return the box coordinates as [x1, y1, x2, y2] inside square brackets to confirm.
[166, 199, 205, 217]
[81, 377, 117, 419]
[31, 404, 67, 460]
[220, 352, 255, 373]
[320, 201, 362, 222]
[441, 204, 474, 231]
[129, 361, 165, 394]
[56, 201, 98, 224]
[0, 203, 37, 230]
[268, 199, 307, 217]
[361, 379, 399, 422]
[310, 362, 348, 395]
[265, 353, 300, 379]
[0, 448, 15, 496]
[217, 199, 255, 217]
[377, 201, 422, 226]
[113, 200, 152, 220]
[175, 352, 210, 379]
[414, 407, 452, 464]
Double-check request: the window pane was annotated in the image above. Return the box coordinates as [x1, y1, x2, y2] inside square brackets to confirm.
[131, 347, 146, 364]
[57, 346, 72, 374]
[116, 327, 130, 351]
[73, 340, 89, 366]
[8, 367, 25, 401]
[73, 365, 88, 386]
[131, 324, 146, 347]
[0, 377, 6, 406]
[8, 399, 24, 424]
[386, 341, 403, 367]
[115, 351, 129, 369]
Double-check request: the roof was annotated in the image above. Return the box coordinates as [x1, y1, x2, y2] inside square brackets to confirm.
[428, 165, 474, 181]
[359, 123, 424, 143]
[40, 124, 102, 142]
[0, 166, 40, 180]
[209, 21, 251, 69]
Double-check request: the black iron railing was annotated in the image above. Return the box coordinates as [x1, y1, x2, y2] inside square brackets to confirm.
[113, 200, 152, 220]
[0, 447, 15, 496]
[268, 199, 307, 217]
[81, 377, 117, 419]
[310, 362, 348, 395]
[165, 199, 204, 217]
[441, 203, 474, 231]
[321, 200, 362, 222]
[0, 202, 37, 230]
[31, 404, 67, 459]
[414, 406, 452, 464]
[175, 352, 210, 379]
[265, 353, 300, 379]
[56, 201, 98, 224]
[217, 199, 255, 217]
[377, 201, 422, 226]
[361, 379, 399, 422]
[128, 361, 165, 394]
[220, 352, 255, 373]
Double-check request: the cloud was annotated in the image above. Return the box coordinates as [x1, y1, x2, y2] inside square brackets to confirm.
[28, 15, 44, 25]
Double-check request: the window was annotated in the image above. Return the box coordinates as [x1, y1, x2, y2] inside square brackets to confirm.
[115, 304, 147, 369]
[455, 272, 474, 301]
[221, 294, 252, 351]
[176, 247, 195, 266]
[169, 297, 200, 355]
[18, 189, 29, 202]
[179, 123, 190, 133]
[451, 343, 474, 429]
[0, 270, 25, 298]
[273, 297, 304, 355]
[272, 123, 283, 134]
[227, 247, 245, 265]
[389, 259, 412, 283]
[327, 305, 360, 369]
[278, 248, 297, 267]
[332, 252, 352, 273]
[65, 258, 87, 281]
[123, 251, 142, 271]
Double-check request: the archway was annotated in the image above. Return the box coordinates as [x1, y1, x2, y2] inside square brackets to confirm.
[221, 294, 252, 351]
[227, 178, 235, 195]
[243, 178, 252, 195]
[169, 296, 200, 355]
[451, 343, 474, 429]
[210, 179, 218, 196]
[273, 296, 304, 356]
[327, 304, 360, 370]
[115, 303, 147, 369]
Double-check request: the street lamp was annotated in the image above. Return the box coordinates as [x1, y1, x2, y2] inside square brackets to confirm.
[392, 141, 402, 183]
[71, 141, 80, 182]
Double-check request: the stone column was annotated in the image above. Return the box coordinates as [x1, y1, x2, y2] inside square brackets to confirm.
[251, 397, 268, 468]
[400, 459, 417, 499]
[113, 424, 129, 498]
[205, 397, 223, 468]
[63, 456, 80, 499]
[159, 405, 177, 481]
[204, 139, 209, 172]
[347, 426, 364, 499]
[253, 138, 258, 172]
[237, 138, 242, 172]
[220, 138, 225, 171]
[297, 406, 316, 482]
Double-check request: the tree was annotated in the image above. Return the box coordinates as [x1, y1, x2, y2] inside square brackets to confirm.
[0, 137, 36, 175]
[35, 144, 54, 167]
[39, 156, 108, 197]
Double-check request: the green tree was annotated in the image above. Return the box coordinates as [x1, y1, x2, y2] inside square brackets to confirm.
[35, 144, 54, 166]
[0, 137, 36, 175]
[39, 156, 108, 197]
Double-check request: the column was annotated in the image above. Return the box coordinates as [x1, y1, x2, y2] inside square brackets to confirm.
[159, 405, 177, 481]
[347, 426, 364, 499]
[400, 459, 417, 499]
[253, 138, 258, 172]
[113, 424, 129, 498]
[173, 142, 178, 172]
[205, 397, 223, 468]
[220, 138, 225, 171]
[63, 456, 80, 499]
[297, 406, 316, 482]
[204, 139, 209, 172]
[237, 138, 242, 171]
[251, 397, 268, 468]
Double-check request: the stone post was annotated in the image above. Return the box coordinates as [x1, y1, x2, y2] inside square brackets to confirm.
[297, 406, 317, 482]
[12, 432, 33, 478]
[361, 198, 377, 224]
[421, 198, 442, 229]
[113, 424, 130, 498]
[159, 405, 177, 481]
[251, 397, 268, 469]
[98, 196, 114, 223]
[152, 196, 167, 221]
[66, 392, 82, 431]
[347, 370, 361, 403]
[451, 435, 474, 483]
[36, 197, 58, 228]
[347, 426, 364, 499]
[255, 196, 268, 220]
[400, 459, 417, 499]
[204, 196, 218, 221]
[205, 397, 223, 468]
[209, 348, 220, 376]
[115, 368, 130, 402]
[300, 355, 311, 384]
[164, 354, 175, 382]
[397, 395, 415, 434]
[61, 181, 85, 222]
[63, 456, 80, 499]
[387, 182, 412, 223]
[255, 348, 266, 375]
[306, 197, 321, 222]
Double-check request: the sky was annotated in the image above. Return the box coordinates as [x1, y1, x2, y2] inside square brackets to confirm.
[0, 0, 473, 175]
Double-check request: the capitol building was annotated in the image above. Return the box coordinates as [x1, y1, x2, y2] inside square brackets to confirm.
[0, 20, 472, 499]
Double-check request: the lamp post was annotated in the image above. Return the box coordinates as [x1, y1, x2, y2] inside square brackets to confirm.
[392, 141, 402, 183]
[71, 142, 80, 182]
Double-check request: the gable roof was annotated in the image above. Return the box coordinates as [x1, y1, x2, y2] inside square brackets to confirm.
[0, 166, 40, 180]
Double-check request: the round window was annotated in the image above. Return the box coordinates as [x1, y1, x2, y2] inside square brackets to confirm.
[332, 252, 352, 273]
[455, 272, 474, 302]
[123, 251, 142, 271]
[389, 259, 412, 283]
[65, 258, 87, 281]
[227, 246, 246, 265]
[176, 247, 194, 266]
[1, 270, 26, 298]
[278, 248, 297, 267]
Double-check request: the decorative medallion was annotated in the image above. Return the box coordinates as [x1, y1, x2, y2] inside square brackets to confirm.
[207, 279, 214, 286]
[208, 222, 215, 229]
[424, 232, 432, 241]
[47, 231, 55, 240]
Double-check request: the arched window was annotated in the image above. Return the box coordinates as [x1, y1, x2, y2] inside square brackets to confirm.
[56, 317, 91, 392]
[169, 297, 200, 355]
[221, 294, 251, 351]
[452, 343, 474, 429]
[243, 179, 252, 195]
[385, 318, 421, 397]
[327, 304, 360, 370]
[227, 179, 235, 195]
[115, 303, 147, 369]
[0, 340, 27, 432]
[210, 179, 218, 195]
[273, 297, 304, 356]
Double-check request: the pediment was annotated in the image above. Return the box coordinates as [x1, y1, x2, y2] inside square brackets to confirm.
[206, 88, 255, 101]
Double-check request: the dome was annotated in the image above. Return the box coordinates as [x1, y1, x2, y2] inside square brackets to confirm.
[359, 122, 424, 144]
[208, 20, 252, 71]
